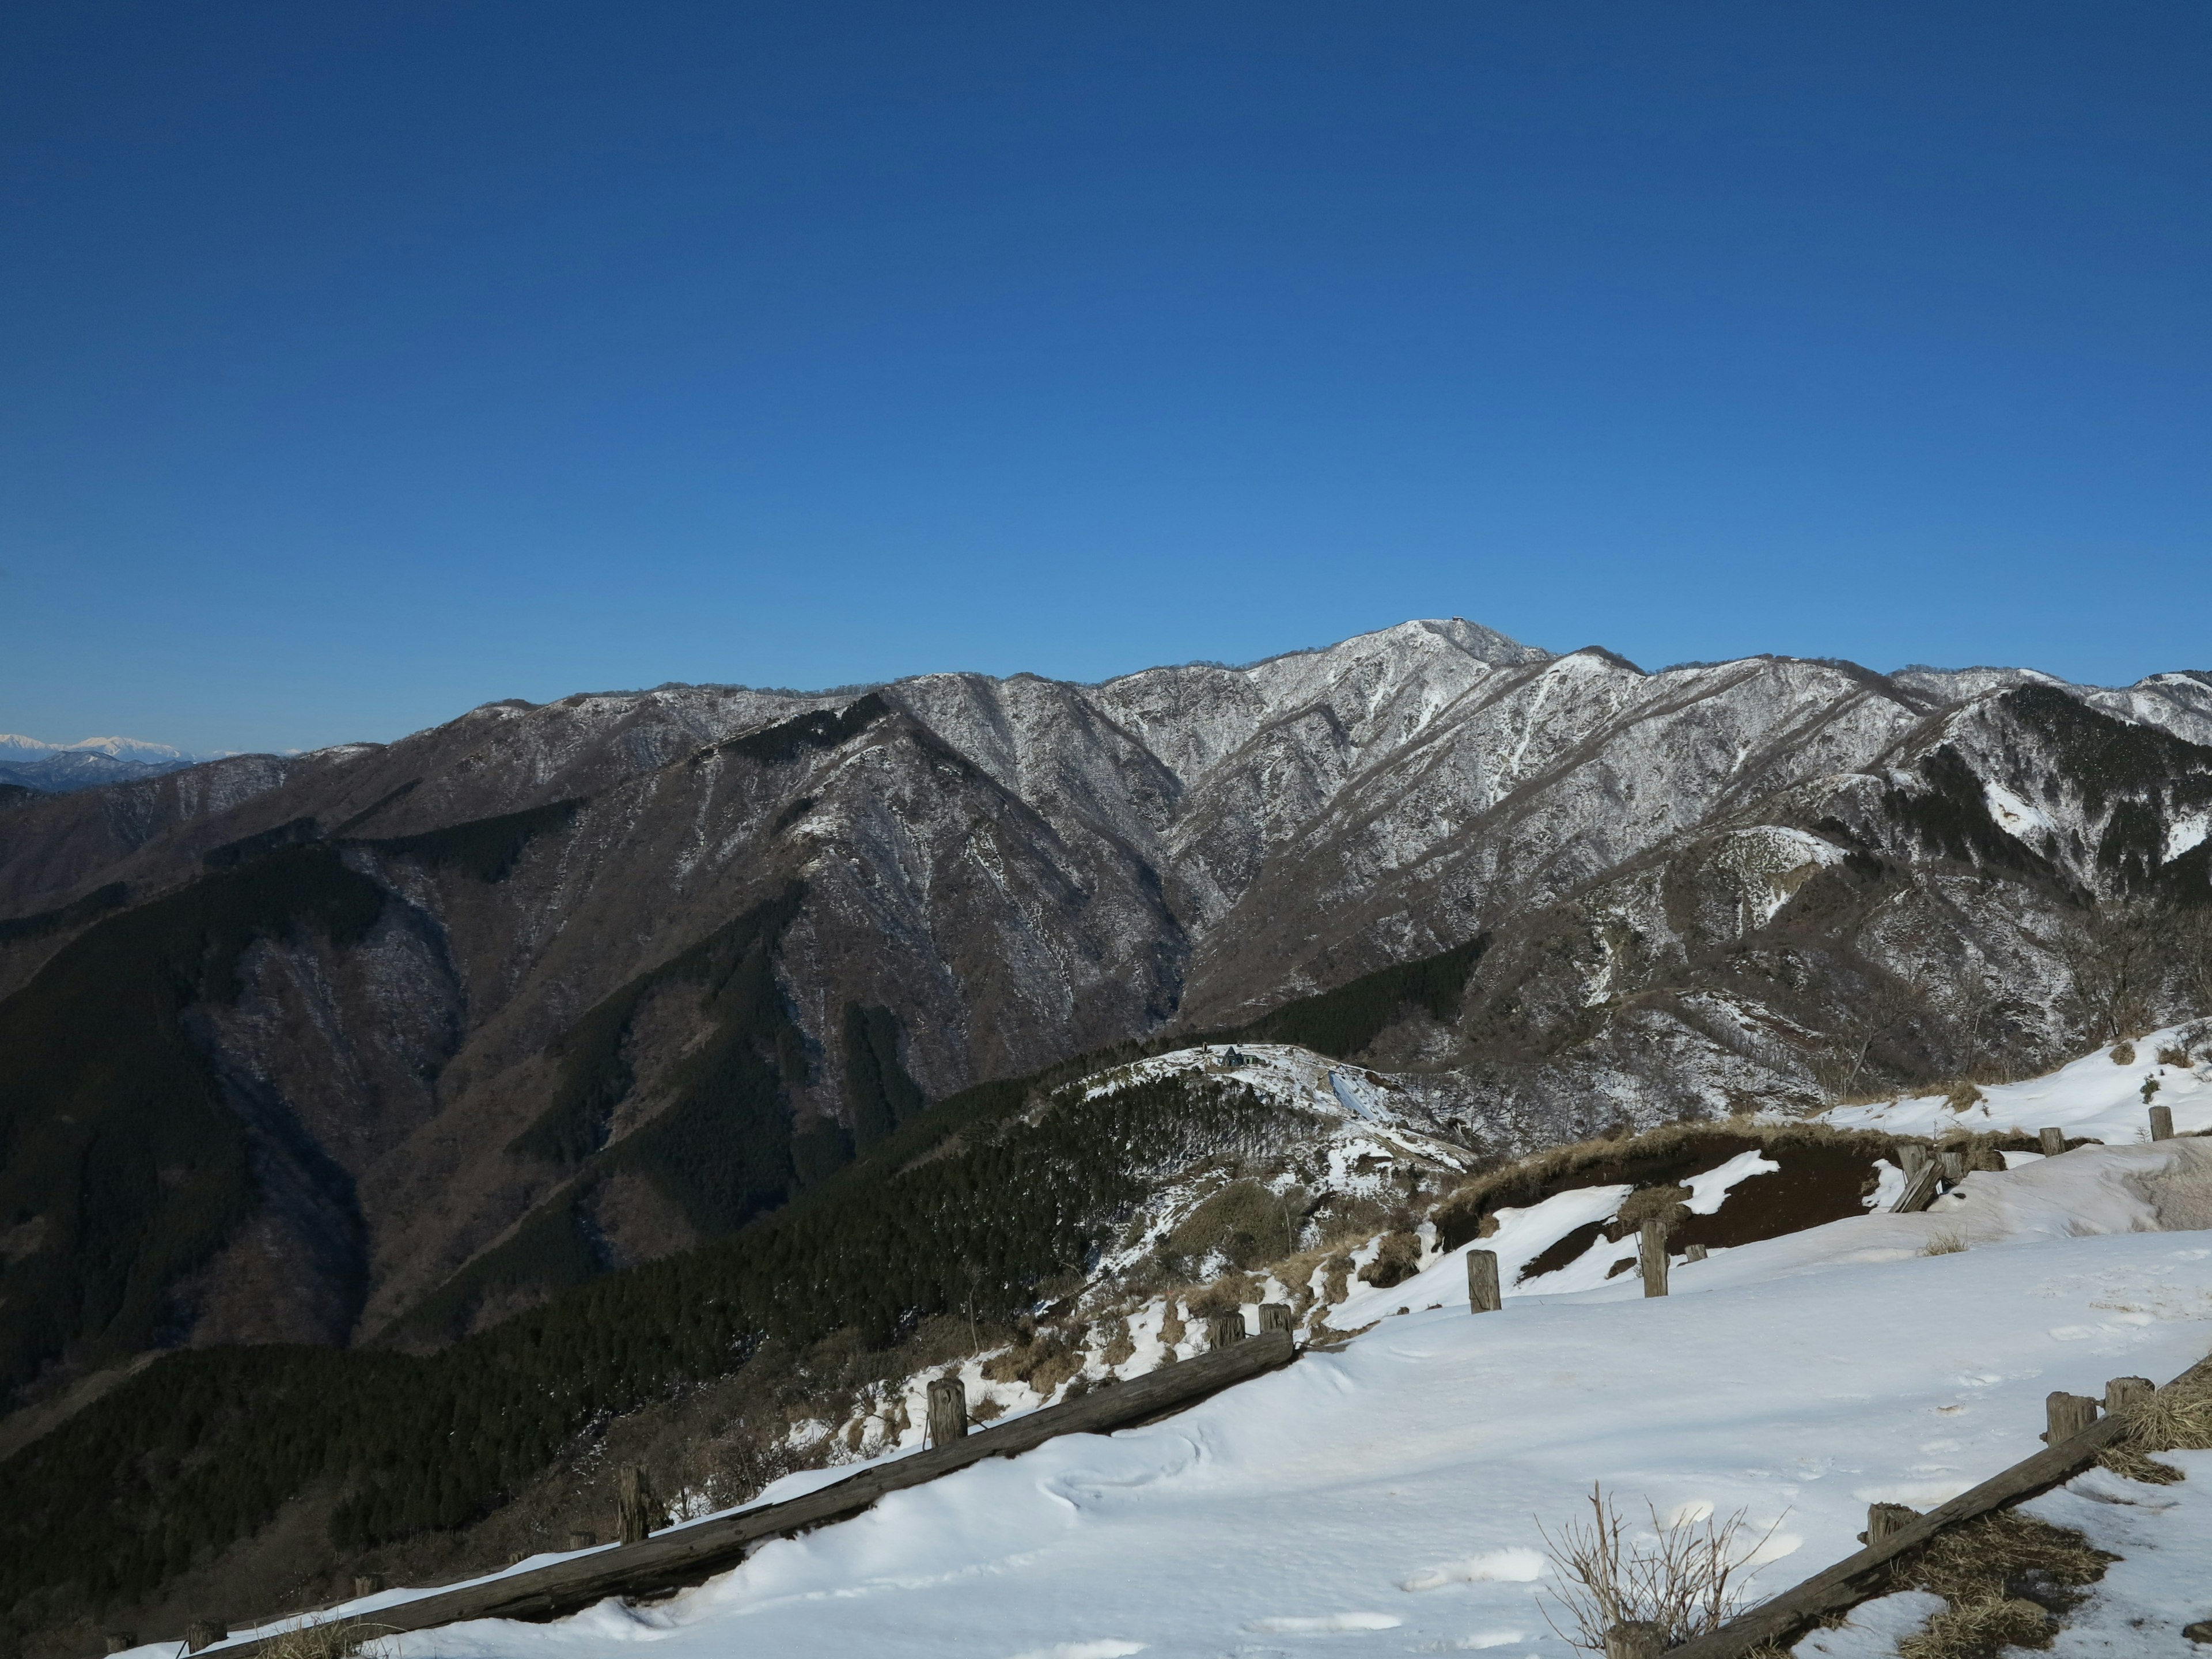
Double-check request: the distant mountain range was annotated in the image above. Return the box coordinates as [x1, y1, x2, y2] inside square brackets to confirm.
[4, 618, 2212, 1646]
[0, 734, 237, 796]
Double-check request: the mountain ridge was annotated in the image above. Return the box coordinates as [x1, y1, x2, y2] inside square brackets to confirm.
[2, 615, 2210, 1411]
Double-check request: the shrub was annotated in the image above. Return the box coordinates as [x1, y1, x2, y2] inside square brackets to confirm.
[1358, 1231, 1422, 1289]
[1536, 1484, 1777, 1651]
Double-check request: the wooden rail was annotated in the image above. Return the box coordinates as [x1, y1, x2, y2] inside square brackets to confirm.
[1667, 1354, 2208, 1658]
[204, 1330, 1297, 1657]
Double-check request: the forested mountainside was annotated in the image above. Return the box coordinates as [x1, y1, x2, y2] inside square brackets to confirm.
[4, 618, 2212, 1423]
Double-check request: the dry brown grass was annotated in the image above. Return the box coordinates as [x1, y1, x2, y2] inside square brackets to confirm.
[1921, 1229, 1969, 1256]
[258, 1620, 396, 1659]
[1882, 1510, 2114, 1659]
[2110, 1040, 2136, 1065]
[1944, 1081, 1985, 1112]
[1357, 1231, 1421, 1288]
[2158, 1045, 2192, 1067]
[2099, 1355, 2212, 1483]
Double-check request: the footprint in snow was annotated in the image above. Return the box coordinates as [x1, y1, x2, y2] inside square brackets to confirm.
[1399, 1548, 1546, 1591]
[1244, 1612, 1403, 1633]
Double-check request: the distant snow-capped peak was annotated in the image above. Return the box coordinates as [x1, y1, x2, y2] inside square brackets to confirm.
[0, 733, 214, 763]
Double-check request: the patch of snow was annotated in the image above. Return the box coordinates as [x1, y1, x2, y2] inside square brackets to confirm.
[1983, 779, 2056, 842]
[1820, 1023, 2212, 1143]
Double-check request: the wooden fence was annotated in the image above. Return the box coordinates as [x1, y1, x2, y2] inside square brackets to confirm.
[197, 1328, 1296, 1657]
[1660, 1356, 2207, 1658]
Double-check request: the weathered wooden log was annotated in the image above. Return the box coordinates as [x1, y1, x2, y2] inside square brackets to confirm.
[2042, 1391, 2099, 1445]
[616, 1465, 662, 1545]
[352, 1574, 384, 1598]
[184, 1623, 225, 1653]
[103, 1633, 135, 1654]
[1938, 1149, 1965, 1186]
[2151, 1104, 2175, 1141]
[1861, 1502, 1918, 1546]
[926, 1377, 968, 1448]
[1684, 1243, 1709, 1263]
[1891, 1161, 1941, 1214]
[1897, 1142, 1929, 1176]
[1638, 1219, 1669, 1298]
[1467, 1249, 1502, 1313]
[209, 1330, 1297, 1658]
[1257, 1302, 1293, 1335]
[2039, 1127, 2066, 1157]
[2104, 1376, 2153, 1414]
[1604, 1620, 1664, 1659]
[1207, 1312, 1248, 1348]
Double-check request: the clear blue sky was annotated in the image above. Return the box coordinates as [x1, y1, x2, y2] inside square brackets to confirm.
[3, 2, 2206, 755]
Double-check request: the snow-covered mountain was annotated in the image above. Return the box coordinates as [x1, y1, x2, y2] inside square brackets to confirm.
[2, 618, 2210, 1408]
[0, 733, 234, 794]
[0, 734, 200, 764]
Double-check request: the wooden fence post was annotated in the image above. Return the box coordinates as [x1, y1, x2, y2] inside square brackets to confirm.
[1684, 1243, 1708, 1263]
[2042, 1392, 2100, 1445]
[2104, 1376, 2154, 1414]
[184, 1623, 225, 1653]
[1257, 1302, 1293, 1335]
[2039, 1127, 2066, 1157]
[1638, 1219, 1669, 1298]
[1892, 1143, 1940, 1213]
[616, 1465, 663, 1544]
[353, 1574, 385, 1597]
[1604, 1620, 1664, 1659]
[1938, 1149, 1965, 1187]
[2150, 1104, 2175, 1141]
[926, 1377, 968, 1448]
[1862, 1502, 1918, 1546]
[1207, 1312, 1248, 1348]
[1467, 1249, 1502, 1313]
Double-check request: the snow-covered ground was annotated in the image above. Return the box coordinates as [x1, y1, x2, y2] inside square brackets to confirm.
[184, 1138, 2212, 1659]
[1821, 1022, 2212, 1144]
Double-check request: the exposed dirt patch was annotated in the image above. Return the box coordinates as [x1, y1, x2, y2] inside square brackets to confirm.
[1519, 1218, 1609, 1283]
[1437, 1122, 1905, 1253]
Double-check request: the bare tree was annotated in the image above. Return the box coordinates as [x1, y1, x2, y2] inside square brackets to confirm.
[2055, 904, 2161, 1042]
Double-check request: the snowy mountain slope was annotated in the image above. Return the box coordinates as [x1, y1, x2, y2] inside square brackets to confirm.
[181, 1139, 2212, 1659]
[1823, 1021, 2212, 1145]
[5, 617, 2212, 1426]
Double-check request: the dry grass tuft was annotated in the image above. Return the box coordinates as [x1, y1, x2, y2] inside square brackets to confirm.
[2158, 1045, 2192, 1067]
[1900, 1596, 2052, 1659]
[2099, 1356, 2212, 1483]
[1921, 1229, 1969, 1256]
[260, 1620, 396, 1659]
[2110, 1041, 2136, 1065]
